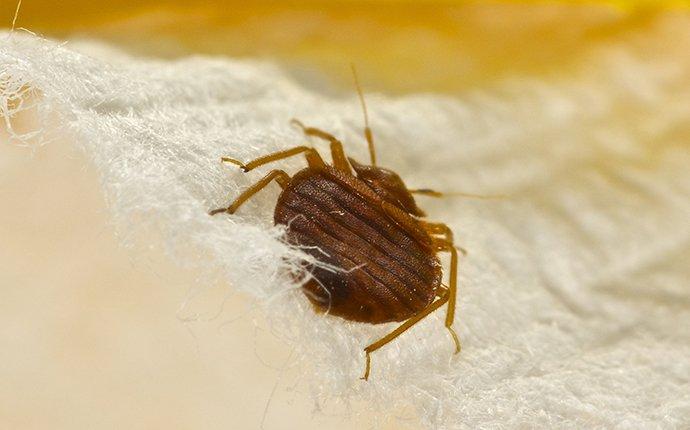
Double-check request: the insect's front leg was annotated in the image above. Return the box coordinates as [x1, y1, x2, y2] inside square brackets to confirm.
[290, 119, 352, 174]
[221, 145, 324, 172]
[209, 169, 290, 215]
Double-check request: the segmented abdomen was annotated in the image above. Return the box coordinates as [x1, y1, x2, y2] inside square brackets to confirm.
[274, 167, 441, 323]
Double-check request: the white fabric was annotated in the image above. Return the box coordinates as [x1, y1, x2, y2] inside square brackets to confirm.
[2, 21, 689, 429]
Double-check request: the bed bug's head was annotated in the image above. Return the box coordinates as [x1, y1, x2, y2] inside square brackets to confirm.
[348, 157, 426, 217]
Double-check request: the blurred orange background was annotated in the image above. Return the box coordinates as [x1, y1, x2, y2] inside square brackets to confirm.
[3, 1, 684, 93]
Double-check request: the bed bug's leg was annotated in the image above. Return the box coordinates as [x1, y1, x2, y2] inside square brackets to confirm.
[361, 290, 451, 380]
[420, 221, 468, 256]
[209, 169, 290, 215]
[222, 146, 324, 172]
[410, 188, 507, 200]
[409, 188, 444, 197]
[351, 64, 376, 166]
[359, 222, 462, 380]
[290, 119, 352, 174]
[420, 221, 454, 243]
[433, 238, 462, 354]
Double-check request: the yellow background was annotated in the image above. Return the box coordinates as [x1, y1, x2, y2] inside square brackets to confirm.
[3, 1, 686, 93]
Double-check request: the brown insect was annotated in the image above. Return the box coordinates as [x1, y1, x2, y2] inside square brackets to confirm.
[210, 68, 462, 380]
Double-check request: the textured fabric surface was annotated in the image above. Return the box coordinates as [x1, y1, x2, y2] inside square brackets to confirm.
[2, 20, 689, 428]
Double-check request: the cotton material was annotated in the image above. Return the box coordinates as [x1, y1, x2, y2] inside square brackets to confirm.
[2, 22, 689, 429]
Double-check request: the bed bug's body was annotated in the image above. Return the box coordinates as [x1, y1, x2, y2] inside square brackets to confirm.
[210, 70, 462, 380]
[275, 164, 441, 324]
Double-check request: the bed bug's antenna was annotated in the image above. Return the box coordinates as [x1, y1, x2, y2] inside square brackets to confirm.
[351, 64, 376, 166]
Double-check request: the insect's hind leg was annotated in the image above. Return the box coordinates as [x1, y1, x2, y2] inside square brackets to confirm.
[421, 221, 467, 256]
[209, 169, 290, 215]
[421, 220, 454, 243]
[222, 146, 324, 172]
[291, 119, 352, 174]
[433, 238, 462, 354]
[360, 290, 452, 381]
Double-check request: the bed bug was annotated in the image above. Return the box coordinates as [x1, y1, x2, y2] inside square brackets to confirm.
[210, 68, 462, 380]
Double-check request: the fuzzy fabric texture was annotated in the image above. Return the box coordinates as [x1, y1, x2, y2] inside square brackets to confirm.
[2, 19, 690, 429]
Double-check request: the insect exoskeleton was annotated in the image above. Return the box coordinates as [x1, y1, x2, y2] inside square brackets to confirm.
[210, 68, 462, 380]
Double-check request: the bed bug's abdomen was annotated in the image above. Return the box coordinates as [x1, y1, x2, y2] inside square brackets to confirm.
[274, 167, 442, 324]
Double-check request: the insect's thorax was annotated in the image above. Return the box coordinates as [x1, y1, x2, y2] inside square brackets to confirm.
[274, 166, 441, 324]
